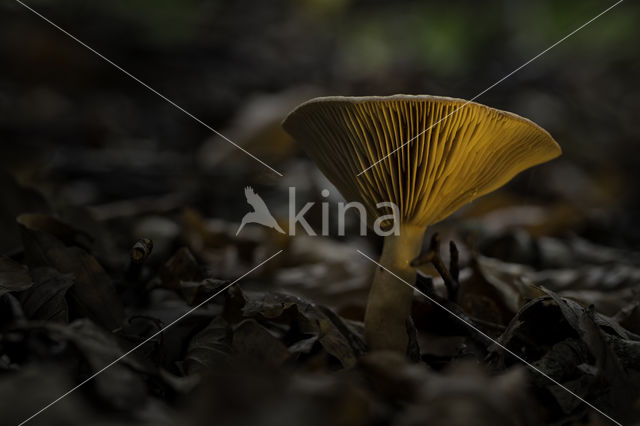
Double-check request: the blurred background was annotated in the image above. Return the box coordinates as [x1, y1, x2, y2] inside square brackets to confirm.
[1, 0, 639, 425]
[1, 0, 638, 238]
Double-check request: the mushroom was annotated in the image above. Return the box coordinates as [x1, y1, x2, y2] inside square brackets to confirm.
[282, 95, 561, 353]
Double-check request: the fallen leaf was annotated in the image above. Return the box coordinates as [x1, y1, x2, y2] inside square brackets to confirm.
[18, 267, 74, 322]
[0, 255, 32, 297]
[232, 319, 290, 367]
[19, 220, 124, 330]
[0, 173, 50, 255]
[182, 316, 231, 375]
[226, 288, 366, 368]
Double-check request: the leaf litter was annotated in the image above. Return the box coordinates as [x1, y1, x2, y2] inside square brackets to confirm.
[0, 176, 638, 426]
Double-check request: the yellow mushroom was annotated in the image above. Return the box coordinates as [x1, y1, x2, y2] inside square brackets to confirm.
[282, 94, 561, 353]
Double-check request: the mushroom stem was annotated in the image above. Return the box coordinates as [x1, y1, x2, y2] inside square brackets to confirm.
[364, 224, 426, 353]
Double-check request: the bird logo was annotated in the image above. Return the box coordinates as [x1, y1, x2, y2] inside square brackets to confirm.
[236, 186, 286, 236]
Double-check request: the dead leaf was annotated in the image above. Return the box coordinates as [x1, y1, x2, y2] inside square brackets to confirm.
[179, 278, 227, 306]
[0, 173, 50, 255]
[19, 220, 124, 330]
[18, 267, 74, 322]
[182, 316, 231, 375]
[226, 288, 366, 368]
[159, 247, 201, 290]
[232, 319, 290, 367]
[491, 289, 640, 422]
[17, 213, 93, 252]
[48, 320, 148, 411]
[0, 255, 32, 296]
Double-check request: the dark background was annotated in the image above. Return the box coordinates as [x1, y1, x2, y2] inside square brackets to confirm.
[1, 1, 639, 425]
[1, 0, 639, 242]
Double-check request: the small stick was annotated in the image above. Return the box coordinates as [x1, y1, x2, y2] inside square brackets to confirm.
[412, 276, 496, 349]
[449, 240, 459, 283]
[410, 233, 459, 301]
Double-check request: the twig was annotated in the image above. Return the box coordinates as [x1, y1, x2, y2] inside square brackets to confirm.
[410, 233, 460, 301]
[449, 241, 459, 283]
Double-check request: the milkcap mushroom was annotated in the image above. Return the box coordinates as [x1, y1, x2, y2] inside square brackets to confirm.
[282, 95, 561, 353]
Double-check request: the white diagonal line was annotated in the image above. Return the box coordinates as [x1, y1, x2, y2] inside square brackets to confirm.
[356, 249, 623, 426]
[14, 0, 284, 177]
[357, 0, 624, 177]
[18, 250, 284, 426]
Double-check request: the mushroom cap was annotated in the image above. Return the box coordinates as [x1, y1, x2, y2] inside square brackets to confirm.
[282, 95, 561, 228]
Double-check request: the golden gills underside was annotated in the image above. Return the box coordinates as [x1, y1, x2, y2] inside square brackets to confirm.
[283, 95, 561, 228]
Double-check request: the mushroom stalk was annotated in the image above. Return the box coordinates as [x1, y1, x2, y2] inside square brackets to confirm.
[364, 224, 425, 352]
